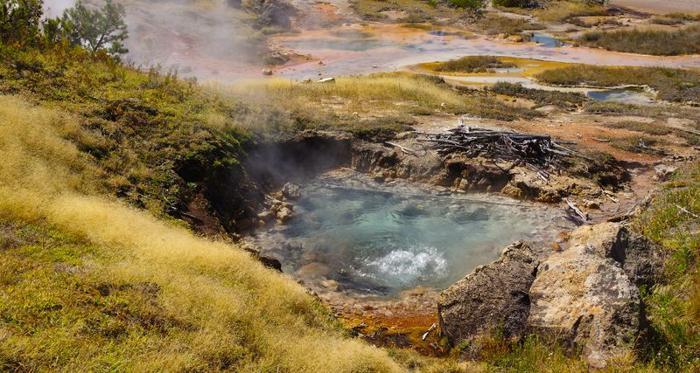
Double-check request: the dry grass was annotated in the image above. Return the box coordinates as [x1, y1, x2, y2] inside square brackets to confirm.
[351, 0, 453, 23]
[212, 73, 540, 136]
[605, 121, 673, 136]
[579, 25, 700, 56]
[534, 0, 607, 22]
[432, 56, 516, 73]
[0, 95, 403, 371]
[536, 65, 700, 104]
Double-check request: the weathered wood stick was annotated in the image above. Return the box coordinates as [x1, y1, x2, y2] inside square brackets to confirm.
[385, 141, 418, 156]
[675, 204, 699, 219]
[565, 198, 588, 223]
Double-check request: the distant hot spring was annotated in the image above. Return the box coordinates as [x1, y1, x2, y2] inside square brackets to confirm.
[249, 171, 572, 297]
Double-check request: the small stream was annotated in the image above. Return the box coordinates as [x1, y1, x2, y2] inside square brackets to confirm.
[531, 33, 564, 48]
[250, 172, 573, 297]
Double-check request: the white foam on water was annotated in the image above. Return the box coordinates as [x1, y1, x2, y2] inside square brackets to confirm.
[364, 247, 448, 286]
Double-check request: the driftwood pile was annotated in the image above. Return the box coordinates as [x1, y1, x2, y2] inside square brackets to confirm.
[418, 125, 603, 225]
[419, 125, 589, 181]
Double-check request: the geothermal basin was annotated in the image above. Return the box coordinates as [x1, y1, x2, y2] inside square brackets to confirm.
[250, 171, 573, 297]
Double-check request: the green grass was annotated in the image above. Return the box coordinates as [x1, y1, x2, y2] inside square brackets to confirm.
[492, 0, 535, 8]
[650, 16, 685, 26]
[605, 121, 673, 136]
[0, 45, 251, 222]
[216, 73, 541, 135]
[608, 135, 667, 155]
[579, 25, 700, 56]
[433, 56, 516, 73]
[489, 81, 588, 109]
[536, 65, 700, 104]
[351, 0, 451, 23]
[634, 164, 700, 371]
[0, 94, 407, 372]
[534, 0, 607, 22]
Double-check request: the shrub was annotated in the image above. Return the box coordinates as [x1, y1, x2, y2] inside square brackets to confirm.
[448, 0, 487, 9]
[493, 0, 537, 8]
[0, 0, 44, 47]
[60, 0, 129, 56]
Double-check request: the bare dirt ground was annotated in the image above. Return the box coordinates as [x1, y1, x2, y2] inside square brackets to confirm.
[611, 0, 700, 14]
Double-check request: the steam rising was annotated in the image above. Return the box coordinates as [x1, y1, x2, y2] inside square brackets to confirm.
[45, 0, 270, 80]
[44, 0, 74, 17]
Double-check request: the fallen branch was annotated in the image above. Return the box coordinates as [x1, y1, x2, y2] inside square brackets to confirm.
[565, 198, 588, 224]
[385, 141, 418, 156]
[675, 204, 699, 219]
[603, 190, 619, 203]
[422, 323, 437, 341]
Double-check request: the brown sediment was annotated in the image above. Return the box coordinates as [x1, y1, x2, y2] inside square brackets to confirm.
[322, 288, 445, 355]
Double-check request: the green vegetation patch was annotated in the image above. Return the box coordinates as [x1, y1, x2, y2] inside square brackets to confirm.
[580, 25, 700, 56]
[433, 56, 516, 73]
[489, 81, 588, 109]
[0, 46, 249, 220]
[634, 164, 700, 371]
[493, 0, 539, 8]
[605, 121, 673, 136]
[534, 0, 607, 22]
[221, 73, 542, 136]
[608, 135, 667, 155]
[351, 0, 468, 23]
[536, 65, 700, 104]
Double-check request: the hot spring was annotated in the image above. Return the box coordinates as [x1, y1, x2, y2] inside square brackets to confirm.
[250, 172, 571, 297]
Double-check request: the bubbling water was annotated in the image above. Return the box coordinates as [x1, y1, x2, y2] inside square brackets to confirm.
[250, 172, 571, 296]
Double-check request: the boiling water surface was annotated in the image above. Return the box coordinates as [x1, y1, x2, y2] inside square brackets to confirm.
[252, 174, 570, 296]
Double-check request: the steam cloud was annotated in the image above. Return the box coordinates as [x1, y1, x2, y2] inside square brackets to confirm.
[44, 0, 272, 81]
[43, 0, 74, 17]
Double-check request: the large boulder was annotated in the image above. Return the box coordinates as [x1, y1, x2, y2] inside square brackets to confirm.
[437, 242, 538, 346]
[528, 227, 644, 368]
[568, 222, 664, 288]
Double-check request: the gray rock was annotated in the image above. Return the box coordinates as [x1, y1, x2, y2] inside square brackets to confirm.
[568, 222, 664, 288]
[528, 244, 641, 369]
[276, 206, 293, 223]
[654, 164, 677, 181]
[438, 242, 538, 345]
[282, 182, 301, 200]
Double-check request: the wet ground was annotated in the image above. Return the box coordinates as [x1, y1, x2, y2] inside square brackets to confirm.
[272, 23, 700, 80]
[108, 1, 700, 83]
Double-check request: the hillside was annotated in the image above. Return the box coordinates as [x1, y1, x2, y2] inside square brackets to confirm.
[1, 0, 699, 371]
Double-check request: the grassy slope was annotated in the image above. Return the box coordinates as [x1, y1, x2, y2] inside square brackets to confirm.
[635, 164, 700, 370]
[0, 46, 249, 221]
[0, 46, 494, 372]
[216, 73, 540, 137]
[0, 42, 698, 371]
[0, 95, 402, 371]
